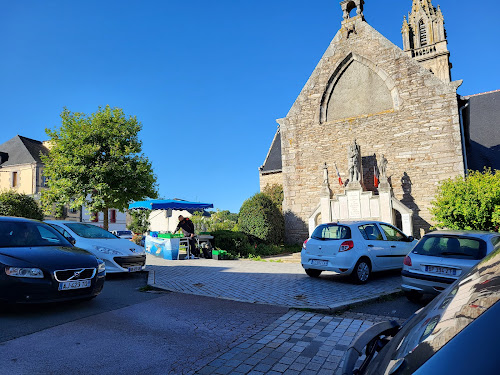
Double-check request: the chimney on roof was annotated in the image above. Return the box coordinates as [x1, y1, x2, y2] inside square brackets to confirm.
[42, 140, 53, 150]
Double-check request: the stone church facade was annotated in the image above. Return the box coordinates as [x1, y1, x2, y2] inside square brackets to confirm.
[260, 0, 468, 243]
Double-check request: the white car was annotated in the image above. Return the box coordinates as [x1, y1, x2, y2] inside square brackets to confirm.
[111, 230, 134, 240]
[302, 221, 417, 283]
[46, 221, 146, 274]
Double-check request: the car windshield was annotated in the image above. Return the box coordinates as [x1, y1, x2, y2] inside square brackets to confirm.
[65, 223, 117, 239]
[365, 247, 500, 374]
[412, 235, 487, 260]
[311, 224, 351, 240]
[0, 220, 72, 248]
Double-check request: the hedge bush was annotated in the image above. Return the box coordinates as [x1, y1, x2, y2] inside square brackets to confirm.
[0, 191, 44, 221]
[238, 193, 284, 245]
[212, 230, 301, 258]
[212, 230, 253, 257]
[431, 169, 500, 231]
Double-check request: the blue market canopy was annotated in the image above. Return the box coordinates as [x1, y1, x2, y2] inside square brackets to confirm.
[129, 199, 214, 211]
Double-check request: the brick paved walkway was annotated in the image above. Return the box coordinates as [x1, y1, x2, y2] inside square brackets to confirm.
[193, 310, 404, 375]
[146, 255, 401, 309]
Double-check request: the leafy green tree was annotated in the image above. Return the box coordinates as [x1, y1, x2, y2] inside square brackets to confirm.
[0, 191, 44, 220]
[431, 169, 500, 231]
[238, 193, 284, 245]
[127, 209, 151, 234]
[41, 105, 158, 230]
[263, 184, 284, 211]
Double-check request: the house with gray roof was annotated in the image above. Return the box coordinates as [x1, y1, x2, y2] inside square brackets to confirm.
[0, 135, 81, 221]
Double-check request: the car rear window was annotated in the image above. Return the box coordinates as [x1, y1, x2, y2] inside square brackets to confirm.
[412, 235, 487, 260]
[311, 224, 351, 240]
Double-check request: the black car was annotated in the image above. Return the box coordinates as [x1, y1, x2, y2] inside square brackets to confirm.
[342, 243, 500, 374]
[0, 217, 105, 303]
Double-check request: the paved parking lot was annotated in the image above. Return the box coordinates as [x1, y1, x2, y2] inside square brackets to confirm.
[146, 255, 402, 309]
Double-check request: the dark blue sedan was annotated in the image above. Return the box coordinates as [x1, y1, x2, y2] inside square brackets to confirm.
[0, 217, 105, 303]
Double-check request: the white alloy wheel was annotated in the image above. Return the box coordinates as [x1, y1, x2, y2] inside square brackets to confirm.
[353, 259, 371, 284]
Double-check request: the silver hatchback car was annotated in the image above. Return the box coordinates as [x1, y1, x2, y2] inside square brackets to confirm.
[402, 230, 500, 301]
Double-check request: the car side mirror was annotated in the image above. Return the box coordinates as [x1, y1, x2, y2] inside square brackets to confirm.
[407, 236, 414, 242]
[68, 237, 77, 245]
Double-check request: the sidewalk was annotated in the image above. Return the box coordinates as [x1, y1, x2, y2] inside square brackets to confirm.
[146, 255, 402, 310]
[194, 310, 405, 375]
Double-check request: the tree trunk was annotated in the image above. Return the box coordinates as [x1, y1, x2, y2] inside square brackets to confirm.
[103, 208, 109, 231]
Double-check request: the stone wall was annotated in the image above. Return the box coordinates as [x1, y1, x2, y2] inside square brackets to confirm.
[259, 172, 283, 192]
[279, 18, 464, 244]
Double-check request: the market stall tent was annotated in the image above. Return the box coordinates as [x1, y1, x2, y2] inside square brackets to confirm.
[129, 199, 213, 211]
[129, 199, 214, 233]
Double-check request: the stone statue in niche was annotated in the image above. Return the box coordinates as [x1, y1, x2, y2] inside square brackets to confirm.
[348, 140, 362, 185]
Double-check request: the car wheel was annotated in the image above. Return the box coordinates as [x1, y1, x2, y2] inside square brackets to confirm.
[305, 269, 322, 278]
[352, 259, 371, 284]
[404, 290, 423, 303]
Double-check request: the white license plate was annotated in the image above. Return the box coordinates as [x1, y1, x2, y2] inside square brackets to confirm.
[58, 279, 91, 291]
[128, 266, 142, 272]
[311, 260, 328, 266]
[425, 266, 457, 276]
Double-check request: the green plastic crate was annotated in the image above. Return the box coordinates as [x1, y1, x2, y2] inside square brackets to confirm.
[212, 249, 228, 260]
[158, 233, 184, 239]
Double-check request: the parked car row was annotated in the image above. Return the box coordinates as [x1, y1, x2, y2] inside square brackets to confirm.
[302, 221, 500, 374]
[343, 244, 500, 374]
[0, 217, 147, 305]
[302, 221, 500, 298]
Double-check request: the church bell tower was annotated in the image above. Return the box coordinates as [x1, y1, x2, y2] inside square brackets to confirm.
[402, 0, 452, 83]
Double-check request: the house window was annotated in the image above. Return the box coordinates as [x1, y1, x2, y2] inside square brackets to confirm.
[110, 209, 117, 224]
[91, 212, 99, 222]
[12, 172, 18, 188]
[419, 20, 427, 46]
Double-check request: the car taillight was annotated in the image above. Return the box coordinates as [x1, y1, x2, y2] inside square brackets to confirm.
[303, 239, 309, 250]
[339, 240, 354, 252]
[403, 255, 412, 266]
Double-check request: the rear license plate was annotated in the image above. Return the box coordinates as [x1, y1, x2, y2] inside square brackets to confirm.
[425, 266, 457, 276]
[311, 260, 328, 266]
[128, 266, 142, 272]
[58, 279, 91, 291]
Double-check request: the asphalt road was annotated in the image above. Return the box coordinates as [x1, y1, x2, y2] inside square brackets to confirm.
[0, 272, 162, 343]
[0, 272, 288, 375]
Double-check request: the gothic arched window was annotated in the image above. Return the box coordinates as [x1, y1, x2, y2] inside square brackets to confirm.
[419, 20, 427, 46]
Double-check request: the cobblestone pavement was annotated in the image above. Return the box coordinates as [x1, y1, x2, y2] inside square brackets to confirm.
[146, 255, 402, 309]
[193, 310, 405, 375]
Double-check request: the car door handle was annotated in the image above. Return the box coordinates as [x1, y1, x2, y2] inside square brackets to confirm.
[368, 245, 374, 247]
[391, 245, 397, 248]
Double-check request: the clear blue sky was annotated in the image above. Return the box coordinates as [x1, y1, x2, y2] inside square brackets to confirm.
[1, 0, 498, 213]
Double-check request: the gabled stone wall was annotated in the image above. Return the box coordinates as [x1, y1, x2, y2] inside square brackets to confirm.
[279, 18, 464, 244]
